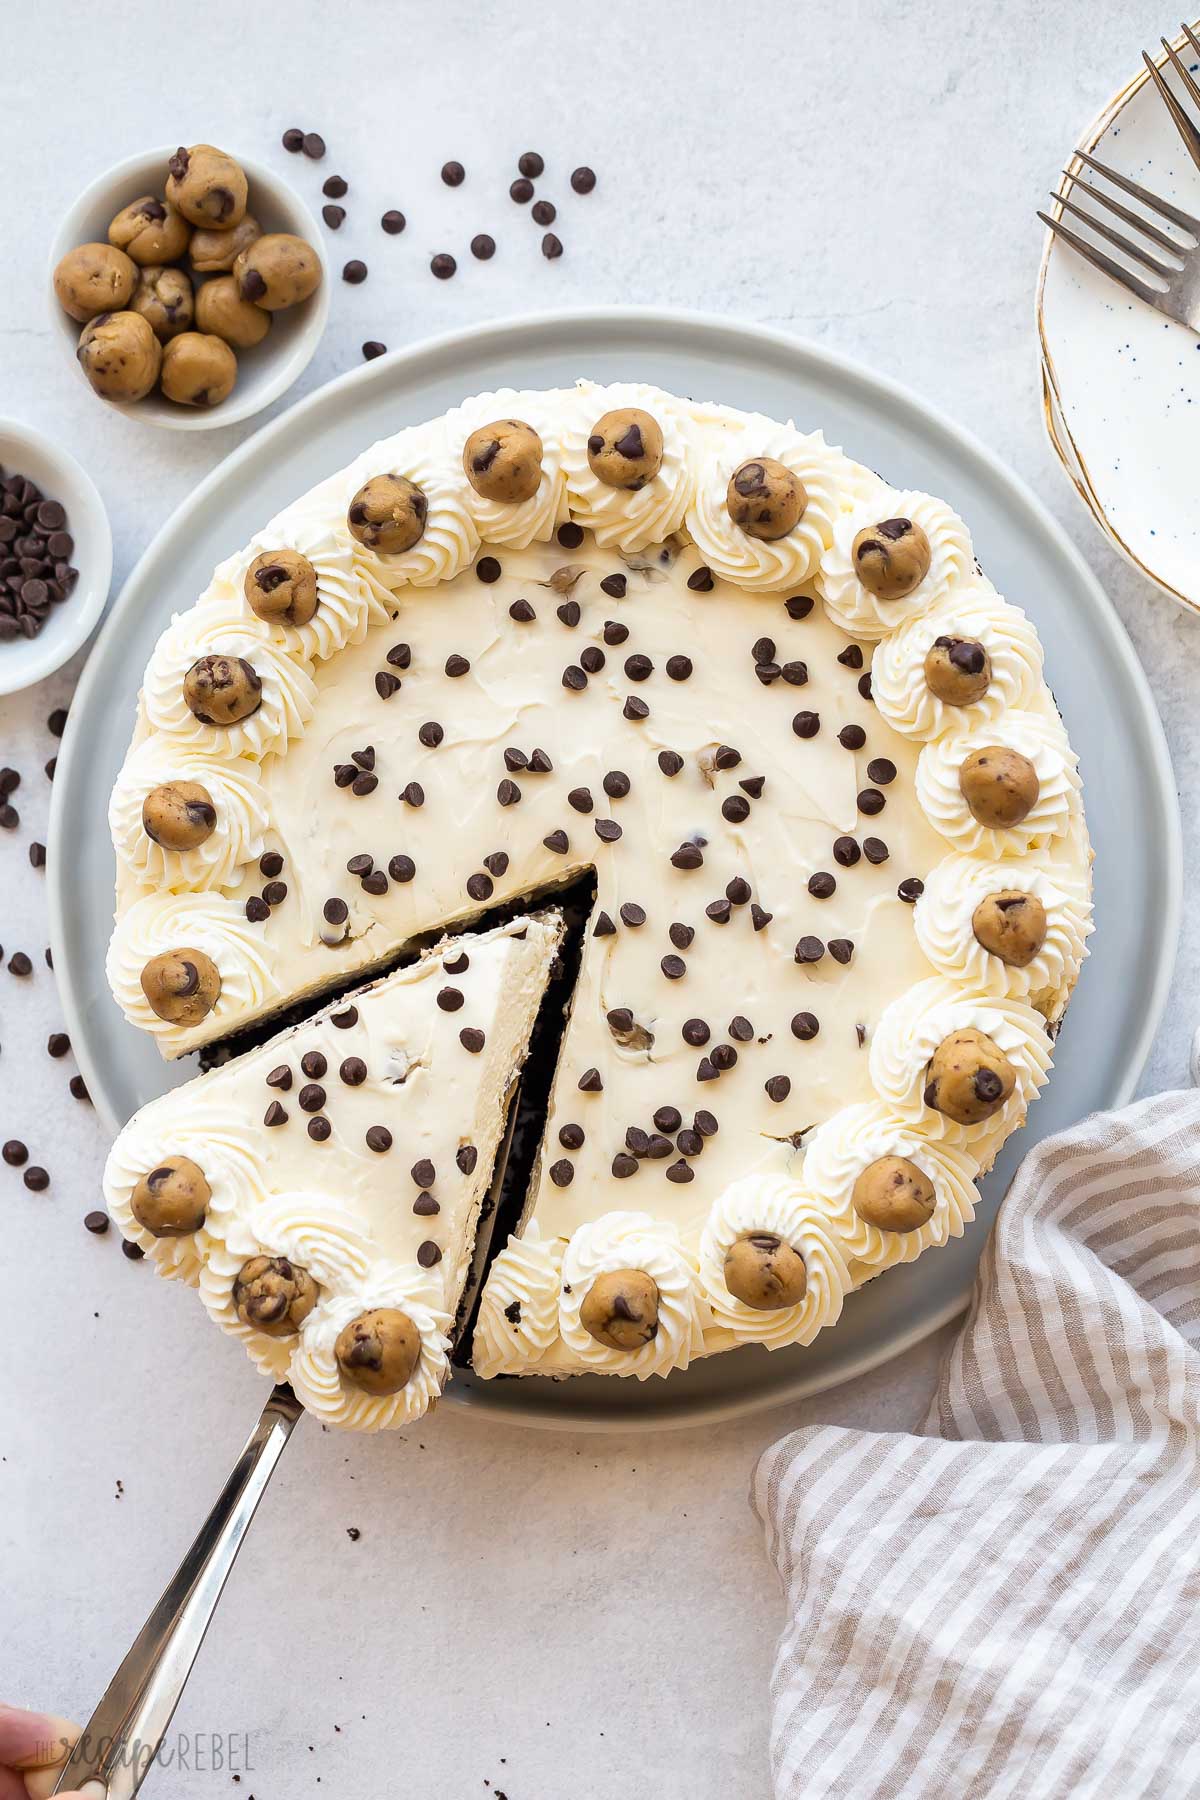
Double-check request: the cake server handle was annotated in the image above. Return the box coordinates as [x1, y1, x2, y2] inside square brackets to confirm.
[52, 1382, 304, 1799]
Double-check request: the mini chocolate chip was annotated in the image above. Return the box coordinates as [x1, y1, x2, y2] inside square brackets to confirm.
[388, 854, 416, 882]
[375, 671, 401, 699]
[661, 953, 687, 979]
[600, 574, 627, 598]
[445, 653, 471, 677]
[331, 1006, 359, 1029]
[571, 166, 596, 193]
[557, 522, 584, 548]
[541, 233, 563, 259]
[750, 904, 773, 931]
[604, 619, 630, 644]
[603, 770, 630, 798]
[625, 1126, 651, 1157]
[696, 1058, 718, 1082]
[519, 150, 545, 177]
[808, 871, 836, 899]
[266, 1064, 292, 1090]
[483, 851, 509, 876]
[382, 209, 406, 234]
[726, 877, 752, 905]
[833, 836, 861, 867]
[431, 253, 457, 279]
[477, 555, 502, 584]
[460, 1027, 485, 1052]
[550, 1158, 575, 1187]
[829, 938, 854, 964]
[24, 1166, 49, 1191]
[342, 259, 368, 284]
[263, 880, 288, 907]
[411, 1159, 436, 1187]
[671, 842, 703, 870]
[859, 672, 874, 701]
[752, 636, 776, 664]
[792, 711, 821, 739]
[3, 1140, 28, 1165]
[413, 1192, 440, 1215]
[710, 1043, 737, 1071]
[401, 782, 425, 807]
[705, 898, 731, 924]
[419, 722, 445, 750]
[580, 646, 605, 674]
[437, 987, 464, 1011]
[838, 724, 867, 750]
[441, 160, 465, 185]
[791, 1011, 820, 1040]
[557, 599, 581, 627]
[29, 841, 45, 869]
[47, 1032, 69, 1058]
[562, 664, 587, 691]
[695, 1109, 719, 1137]
[340, 1057, 367, 1086]
[666, 655, 693, 681]
[467, 872, 494, 901]
[785, 596, 815, 619]
[594, 819, 622, 843]
[624, 653, 653, 681]
[543, 830, 570, 854]
[867, 758, 897, 785]
[765, 1075, 792, 1103]
[898, 877, 925, 902]
[795, 936, 825, 964]
[387, 643, 412, 670]
[568, 786, 593, 813]
[298, 1082, 326, 1112]
[510, 177, 534, 204]
[69, 1074, 90, 1103]
[347, 854, 374, 877]
[729, 1015, 754, 1042]
[578, 1067, 603, 1092]
[620, 902, 646, 927]
[858, 788, 886, 815]
[497, 778, 522, 807]
[669, 922, 695, 949]
[323, 204, 346, 229]
[471, 233, 496, 260]
[739, 777, 765, 800]
[324, 174, 348, 197]
[623, 696, 649, 721]
[85, 1210, 109, 1235]
[781, 661, 808, 686]
[363, 341, 388, 361]
[837, 644, 865, 669]
[366, 1125, 393, 1153]
[687, 565, 715, 592]
[245, 895, 270, 922]
[559, 1122, 585, 1149]
[301, 1050, 328, 1079]
[303, 132, 326, 159]
[658, 750, 684, 776]
[282, 128, 304, 151]
[721, 796, 750, 823]
[264, 1100, 288, 1127]
[612, 1153, 639, 1179]
[681, 1018, 710, 1046]
[666, 1159, 694, 1183]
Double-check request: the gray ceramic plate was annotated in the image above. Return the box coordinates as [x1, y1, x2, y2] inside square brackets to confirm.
[49, 308, 1179, 1431]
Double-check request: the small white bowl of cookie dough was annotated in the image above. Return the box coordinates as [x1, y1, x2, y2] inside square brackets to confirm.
[48, 144, 330, 432]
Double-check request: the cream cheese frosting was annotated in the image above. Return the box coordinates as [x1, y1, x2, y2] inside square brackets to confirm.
[103, 916, 562, 1427]
[107, 380, 1091, 1402]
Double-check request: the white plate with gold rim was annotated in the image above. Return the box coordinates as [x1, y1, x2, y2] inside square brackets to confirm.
[1039, 25, 1200, 613]
[49, 307, 1178, 1430]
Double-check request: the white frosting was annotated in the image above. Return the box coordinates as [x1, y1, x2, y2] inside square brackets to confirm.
[449, 388, 570, 549]
[106, 891, 278, 1047]
[872, 586, 1044, 741]
[820, 489, 975, 639]
[869, 975, 1054, 1144]
[802, 1101, 980, 1271]
[915, 854, 1092, 1005]
[686, 421, 865, 593]
[109, 740, 270, 893]
[290, 1274, 452, 1431]
[143, 604, 316, 762]
[917, 710, 1082, 857]
[213, 515, 396, 664]
[347, 419, 481, 588]
[471, 1222, 563, 1378]
[558, 1211, 707, 1379]
[562, 381, 694, 552]
[698, 1174, 850, 1349]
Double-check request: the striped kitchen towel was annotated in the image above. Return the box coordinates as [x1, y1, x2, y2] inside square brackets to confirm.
[754, 1088, 1200, 1800]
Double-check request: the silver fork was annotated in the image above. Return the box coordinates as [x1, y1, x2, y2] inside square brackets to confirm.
[1038, 28, 1200, 331]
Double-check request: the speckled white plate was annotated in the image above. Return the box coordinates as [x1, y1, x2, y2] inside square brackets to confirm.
[1039, 26, 1200, 611]
[49, 308, 1179, 1431]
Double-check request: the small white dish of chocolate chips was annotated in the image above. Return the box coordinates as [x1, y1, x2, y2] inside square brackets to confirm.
[48, 144, 329, 431]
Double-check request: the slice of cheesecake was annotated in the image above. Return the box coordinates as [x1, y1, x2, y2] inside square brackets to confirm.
[103, 914, 563, 1429]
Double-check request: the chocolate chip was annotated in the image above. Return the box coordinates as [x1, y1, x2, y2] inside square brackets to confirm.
[388, 854, 416, 882]
[323, 204, 346, 230]
[266, 1064, 292, 1090]
[661, 954, 687, 979]
[543, 830, 570, 854]
[8, 952, 32, 976]
[829, 939, 854, 965]
[323, 174, 348, 198]
[85, 1210, 109, 1235]
[755, 663, 781, 686]
[366, 1125, 393, 1153]
[705, 898, 731, 925]
[382, 210, 406, 234]
[669, 922, 694, 949]
[0, 806, 17, 831]
[340, 1057, 367, 1086]
[838, 724, 866, 750]
[122, 1238, 144, 1258]
[864, 837, 889, 864]
[612, 1152, 639, 1179]
[510, 177, 534, 204]
[695, 1109, 719, 1137]
[467, 872, 494, 901]
[417, 1241, 442, 1268]
[445, 653, 471, 678]
[859, 671, 874, 702]
[710, 1043, 737, 1071]
[677, 1127, 704, 1157]
[792, 711, 821, 739]
[483, 851, 509, 876]
[557, 599, 581, 627]
[477, 555, 502, 584]
[375, 671, 401, 698]
[696, 1058, 718, 1082]
[898, 877, 925, 902]
[858, 788, 886, 816]
[786, 596, 815, 620]
[750, 904, 773, 932]
[342, 259, 368, 284]
[623, 696, 649, 721]
[795, 936, 825, 964]
[687, 565, 715, 592]
[24, 1166, 49, 1192]
[497, 778, 522, 807]
[602, 770, 630, 800]
[460, 1027, 485, 1052]
[282, 128, 304, 152]
[264, 1100, 288, 1127]
[559, 1122, 585, 1149]
[781, 661, 808, 686]
[263, 882, 289, 909]
[557, 522, 584, 548]
[441, 160, 466, 186]
[620, 902, 646, 927]
[791, 1011, 820, 1040]
[568, 786, 593, 813]
[666, 655, 693, 681]
[739, 777, 765, 800]
[437, 987, 463, 1011]
[833, 836, 861, 867]
[721, 796, 750, 824]
[431, 253, 457, 279]
[550, 1158, 575, 1187]
[571, 166, 596, 193]
[666, 1159, 694, 1183]
[47, 1032, 69, 1058]
[562, 664, 587, 692]
[600, 574, 627, 598]
[541, 233, 564, 259]
[363, 341, 388, 361]
[298, 1082, 327, 1112]
[387, 642, 412, 669]
[411, 1158, 437, 1188]
[713, 745, 741, 771]
[726, 877, 752, 905]
[867, 758, 897, 785]
[303, 132, 326, 159]
[752, 636, 776, 664]
[624, 653, 653, 681]
[658, 750, 684, 777]
[519, 150, 545, 177]
[578, 1067, 603, 1092]
[347, 854, 374, 877]
[729, 1015, 754, 1042]
[69, 1074, 90, 1103]
[682, 1018, 710, 1046]
[594, 819, 622, 842]
[3, 1140, 27, 1165]
[413, 1192, 439, 1215]
[331, 1006, 359, 1029]
[671, 842, 703, 870]
[808, 871, 836, 899]
[625, 1126, 650, 1157]
[765, 1075, 792, 1103]
[837, 644, 865, 669]
[471, 233, 496, 260]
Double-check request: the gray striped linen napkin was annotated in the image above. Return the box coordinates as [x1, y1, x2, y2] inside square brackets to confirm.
[753, 1088, 1200, 1800]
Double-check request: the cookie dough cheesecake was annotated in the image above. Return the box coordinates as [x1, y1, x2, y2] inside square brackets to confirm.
[103, 916, 561, 1428]
[106, 380, 1092, 1419]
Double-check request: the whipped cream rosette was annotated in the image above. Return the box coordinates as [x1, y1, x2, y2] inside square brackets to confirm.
[699, 1175, 850, 1349]
[915, 854, 1092, 1005]
[472, 1223, 564, 1379]
[341, 418, 482, 588]
[290, 1272, 452, 1431]
[820, 488, 975, 638]
[802, 1102, 981, 1272]
[106, 890, 277, 1048]
[916, 709, 1082, 857]
[143, 603, 316, 762]
[563, 381, 694, 552]
[872, 585, 1044, 742]
[213, 512, 397, 663]
[110, 739, 270, 893]
[869, 976, 1053, 1146]
[559, 1210, 706, 1379]
[449, 387, 571, 549]
[103, 1109, 264, 1286]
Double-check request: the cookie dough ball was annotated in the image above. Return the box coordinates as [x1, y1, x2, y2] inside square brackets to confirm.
[54, 242, 137, 322]
[347, 474, 428, 553]
[586, 408, 664, 490]
[77, 310, 162, 402]
[579, 1269, 660, 1351]
[165, 143, 248, 228]
[852, 1156, 936, 1233]
[959, 746, 1040, 828]
[727, 457, 806, 540]
[160, 331, 237, 408]
[335, 1307, 422, 1395]
[139, 947, 221, 1026]
[130, 265, 194, 343]
[233, 1254, 319, 1336]
[183, 653, 262, 725]
[142, 780, 217, 851]
[244, 548, 318, 626]
[195, 275, 271, 350]
[463, 418, 544, 503]
[108, 195, 191, 265]
[972, 890, 1048, 968]
[130, 1156, 211, 1236]
[233, 233, 322, 311]
[852, 516, 932, 601]
[924, 1027, 1016, 1125]
[926, 634, 991, 706]
[723, 1232, 808, 1310]
[189, 213, 262, 274]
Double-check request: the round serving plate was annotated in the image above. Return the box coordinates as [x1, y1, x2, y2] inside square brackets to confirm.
[49, 307, 1180, 1431]
[1038, 24, 1200, 613]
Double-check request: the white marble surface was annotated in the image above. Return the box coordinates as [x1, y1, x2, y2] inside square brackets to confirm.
[0, 2, 1194, 1795]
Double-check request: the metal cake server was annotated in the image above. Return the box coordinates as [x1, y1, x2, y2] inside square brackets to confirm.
[52, 1080, 521, 1799]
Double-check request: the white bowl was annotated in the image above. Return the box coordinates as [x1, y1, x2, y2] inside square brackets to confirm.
[0, 417, 113, 694]
[48, 145, 330, 432]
